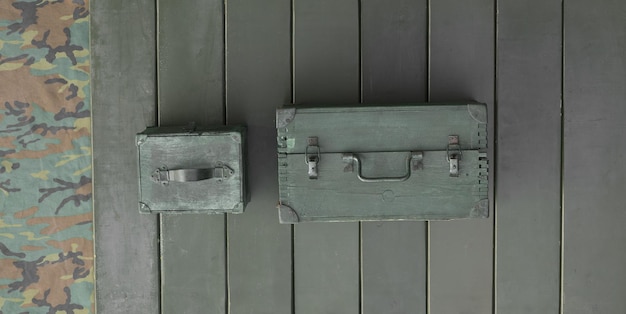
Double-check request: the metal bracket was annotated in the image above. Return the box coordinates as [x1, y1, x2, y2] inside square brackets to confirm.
[151, 163, 234, 185]
[446, 135, 462, 177]
[304, 137, 320, 179]
[278, 203, 300, 223]
[276, 108, 296, 128]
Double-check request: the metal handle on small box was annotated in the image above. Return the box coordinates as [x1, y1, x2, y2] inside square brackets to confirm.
[151, 164, 234, 185]
[341, 152, 423, 183]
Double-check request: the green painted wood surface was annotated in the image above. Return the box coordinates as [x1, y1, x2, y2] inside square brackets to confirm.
[157, 0, 227, 312]
[292, 0, 361, 312]
[279, 151, 487, 221]
[563, 1, 626, 313]
[158, 0, 224, 125]
[360, 0, 427, 104]
[293, 0, 360, 104]
[359, 1, 428, 311]
[92, 1, 626, 312]
[91, 1, 160, 313]
[277, 105, 487, 153]
[361, 222, 427, 313]
[277, 104, 488, 222]
[137, 128, 245, 213]
[225, 0, 293, 312]
[496, 1, 562, 313]
[428, 0, 495, 312]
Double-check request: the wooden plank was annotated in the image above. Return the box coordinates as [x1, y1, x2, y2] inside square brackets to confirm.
[361, 222, 426, 314]
[428, 0, 495, 312]
[91, 1, 160, 313]
[158, 0, 224, 125]
[157, 0, 226, 313]
[137, 130, 245, 213]
[360, 0, 427, 103]
[292, 0, 360, 312]
[225, 0, 293, 312]
[495, 1, 562, 313]
[280, 151, 486, 221]
[278, 105, 487, 153]
[293, 0, 360, 104]
[563, 1, 626, 313]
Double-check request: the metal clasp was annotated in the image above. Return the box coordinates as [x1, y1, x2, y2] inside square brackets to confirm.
[446, 135, 462, 177]
[305, 137, 320, 179]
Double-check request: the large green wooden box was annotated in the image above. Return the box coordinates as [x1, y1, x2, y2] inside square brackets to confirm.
[136, 126, 246, 214]
[276, 104, 489, 223]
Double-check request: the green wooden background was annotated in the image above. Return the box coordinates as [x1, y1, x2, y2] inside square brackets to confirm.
[92, 0, 626, 313]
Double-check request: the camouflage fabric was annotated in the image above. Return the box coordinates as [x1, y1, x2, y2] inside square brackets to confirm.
[0, 1, 93, 313]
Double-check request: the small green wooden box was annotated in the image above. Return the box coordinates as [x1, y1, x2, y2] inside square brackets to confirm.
[136, 125, 246, 214]
[276, 103, 489, 223]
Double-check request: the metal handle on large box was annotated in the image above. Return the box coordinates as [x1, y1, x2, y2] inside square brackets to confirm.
[341, 152, 423, 183]
[151, 164, 234, 185]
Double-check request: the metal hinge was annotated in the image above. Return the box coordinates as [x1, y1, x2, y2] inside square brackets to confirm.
[446, 135, 462, 177]
[305, 137, 320, 179]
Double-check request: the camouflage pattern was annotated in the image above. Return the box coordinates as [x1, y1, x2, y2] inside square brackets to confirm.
[0, 1, 93, 313]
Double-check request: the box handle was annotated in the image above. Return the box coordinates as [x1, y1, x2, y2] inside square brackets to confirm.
[341, 152, 423, 183]
[151, 163, 234, 185]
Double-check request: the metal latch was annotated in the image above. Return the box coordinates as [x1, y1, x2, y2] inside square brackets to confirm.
[151, 163, 234, 185]
[305, 137, 320, 179]
[446, 135, 462, 177]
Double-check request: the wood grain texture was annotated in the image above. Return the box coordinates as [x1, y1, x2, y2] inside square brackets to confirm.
[495, 1, 562, 313]
[359, 1, 428, 310]
[428, 0, 495, 312]
[563, 1, 626, 313]
[361, 222, 426, 314]
[278, 105, 487, 153]
[138, 131, 245, 213]
[157, 0, 227, 312]
[292, 0, 360, 312]
[293, 0, 360, 104]
[360, 0, 427, 103]
[91, 0, 160, 312]
[280, 151, 487, 221]
[277, 105, 488, 221]
[225, 0, 293, 312]
[158, 0, 224, 126]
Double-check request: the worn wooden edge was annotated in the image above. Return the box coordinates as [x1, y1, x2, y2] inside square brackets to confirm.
[279, 102, 486, 112]
[141, 206, 245, 215]
[136, 134, 149, 214]
[137, 125, 246, 136]
[287, 213, 484, 223]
